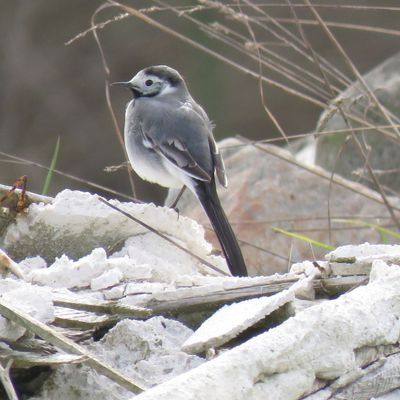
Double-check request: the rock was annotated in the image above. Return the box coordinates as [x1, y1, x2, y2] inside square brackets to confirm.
[127, 260, 400, 400]
[0, 190, 228, 278]
[315, 51, 400, 191]
[376, 388, 400, 400]
[182, 285, 296, 354]
[90, 268, 123, 291]
[32, 317, 204, 400]
[0, 280, 54, 341]
[167, 138, 398, 275]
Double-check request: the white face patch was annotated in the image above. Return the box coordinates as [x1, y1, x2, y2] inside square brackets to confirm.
[129, 72, 178, 97]
[158, 83, 177, 96]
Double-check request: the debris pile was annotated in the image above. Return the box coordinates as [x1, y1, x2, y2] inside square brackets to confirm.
[0, 189, 399, 399]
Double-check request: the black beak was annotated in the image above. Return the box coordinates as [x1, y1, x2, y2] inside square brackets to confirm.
[110, 81, 142, 98]
[110, 81, 132, 88]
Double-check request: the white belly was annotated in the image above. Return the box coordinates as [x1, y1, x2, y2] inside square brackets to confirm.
[124, 100, 191, 190]
[129, 152, 183, 189]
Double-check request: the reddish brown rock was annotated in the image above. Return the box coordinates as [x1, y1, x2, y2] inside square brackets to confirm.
[167, 138, 398, 276]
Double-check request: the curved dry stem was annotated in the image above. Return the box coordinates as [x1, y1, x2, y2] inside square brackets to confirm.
[0, 360, 18, 400]
[99, 197, 230, 276]
[271, 18, 400, 38]
[0, 150, 140, 202]
[236, 1, 288, 143]
[91, 2, 137, 198]
[303, 0, 400, 140]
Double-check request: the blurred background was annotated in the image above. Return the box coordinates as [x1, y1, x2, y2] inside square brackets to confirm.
[0, 0, 399, 202]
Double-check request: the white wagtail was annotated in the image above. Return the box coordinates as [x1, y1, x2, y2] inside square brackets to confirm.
[113, 65, 248, 277]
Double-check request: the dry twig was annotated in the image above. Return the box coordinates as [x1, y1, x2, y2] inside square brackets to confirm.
[0, 360, 18, 400]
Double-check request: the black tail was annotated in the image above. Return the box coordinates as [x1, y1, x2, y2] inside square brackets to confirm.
[195, 180, 248, 277]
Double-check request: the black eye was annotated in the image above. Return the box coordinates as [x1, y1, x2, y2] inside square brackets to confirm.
[145, 79, 153, 87]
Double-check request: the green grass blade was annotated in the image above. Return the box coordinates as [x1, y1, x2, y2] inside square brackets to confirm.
[271, 226, 335, 251]
[334, 219, 400, 242]
[42, 136, 61, 196]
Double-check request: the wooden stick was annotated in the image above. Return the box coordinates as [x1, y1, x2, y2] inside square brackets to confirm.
[0, 360, 18, 400]
[0, 299, 146, 394]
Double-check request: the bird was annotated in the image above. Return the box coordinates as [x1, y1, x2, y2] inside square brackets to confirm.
[113, 65, 248, 277]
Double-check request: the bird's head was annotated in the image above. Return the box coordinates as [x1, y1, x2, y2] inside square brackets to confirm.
[112, 65, 188, 99]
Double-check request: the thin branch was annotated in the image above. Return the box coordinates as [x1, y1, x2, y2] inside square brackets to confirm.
[236, 0, 288, 143]
[66, 12, 129, 46]
[269, 18, 400, 37]
[139, 4, 400, 14]
[203, 225, 289, 261]
[220, 124, 400, 150]
[98, 197, 230, 276]
[169, 3, 336, 100]
[237, 0, 351, 87]
[303, 0, 400, 139]
[236, 135, 400, 213]
[0, 299, 146, 394]
[229, 215, 393, 225]
[91, 3, 137, 198]
[116, 0, 325, 108]
[300, 0, 400, 229]
[200, 22, 332, 101]
[0, 360, 18, 400]
[0, 150, 140, 202]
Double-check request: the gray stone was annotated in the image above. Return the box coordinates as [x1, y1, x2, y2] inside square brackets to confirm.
[315, 51, 400, 191]
[0, 190, 215, 268]
[32, 317, 204, 400]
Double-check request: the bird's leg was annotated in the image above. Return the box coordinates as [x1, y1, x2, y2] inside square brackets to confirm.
[171, 186, 186, 208]
[169, 185, 186, 210]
